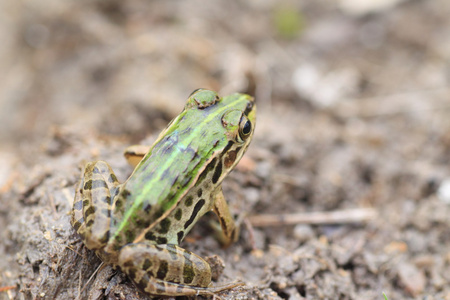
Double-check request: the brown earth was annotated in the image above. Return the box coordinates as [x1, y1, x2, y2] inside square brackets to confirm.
[1, 1, 449, 299]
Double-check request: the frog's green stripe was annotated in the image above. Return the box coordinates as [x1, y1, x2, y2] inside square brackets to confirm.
[116, 97, 246, 240]
[142, 97, 240, 196]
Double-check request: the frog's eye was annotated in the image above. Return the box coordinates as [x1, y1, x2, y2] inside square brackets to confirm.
[239, 116, 252, 140]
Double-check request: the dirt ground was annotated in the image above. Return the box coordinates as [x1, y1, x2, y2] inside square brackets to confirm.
[1, 0, 450, 299]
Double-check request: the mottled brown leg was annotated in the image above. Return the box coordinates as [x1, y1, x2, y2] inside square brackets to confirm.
[118, 243, 241, 296]
[71, 161, 120, 250]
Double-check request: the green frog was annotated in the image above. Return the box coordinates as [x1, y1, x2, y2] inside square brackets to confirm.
[71, 89, 256, 296]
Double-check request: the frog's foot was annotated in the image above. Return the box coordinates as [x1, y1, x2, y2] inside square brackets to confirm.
[71, 161, 120, 250]
[118, 243, 241, 296]
[127, 275, 242, 297]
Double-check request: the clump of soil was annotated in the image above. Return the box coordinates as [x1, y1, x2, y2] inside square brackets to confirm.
[1, 0, 450, 299]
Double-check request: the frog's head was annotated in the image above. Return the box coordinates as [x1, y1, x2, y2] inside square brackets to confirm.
[186, 88, 256, 185]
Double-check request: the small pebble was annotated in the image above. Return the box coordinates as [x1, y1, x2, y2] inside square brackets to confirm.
[339, 0, 408, 15]
[437, 178, 450, 204]
[293, 224, 315, 243]
[397, 262, 426, 296]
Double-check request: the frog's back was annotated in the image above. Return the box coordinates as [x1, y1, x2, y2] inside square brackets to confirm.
[104, 90, 255, 253]
[107, 106, 227, 248]
[124, 129, 222, 221]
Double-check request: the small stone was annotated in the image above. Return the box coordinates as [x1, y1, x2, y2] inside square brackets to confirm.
[251, 249, 264, 258]
[205, 255, 226, 282]
[339, 0, 408, 16]
[397, 262, 426, 296]
[383, 241, 408, 254]
[284, 287, 305, 300]
[43, 231, 53, 241]
[437, 178, 450, 204]
[292, 64, 359, 108]
[293, 225, 314, 243]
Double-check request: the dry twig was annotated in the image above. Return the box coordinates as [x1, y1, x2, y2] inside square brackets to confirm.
[248, 208, 376, 227]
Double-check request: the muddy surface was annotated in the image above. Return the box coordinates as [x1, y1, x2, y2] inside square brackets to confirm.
[1, 1, 450, 299]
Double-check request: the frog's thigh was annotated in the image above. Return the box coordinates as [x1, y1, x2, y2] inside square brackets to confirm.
[119, 243, 215, 296]
[71, 161, 120, 250]
[212, 187, 239, 247]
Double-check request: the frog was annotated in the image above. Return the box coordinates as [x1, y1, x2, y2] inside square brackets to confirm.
[71, 89, 256, 297]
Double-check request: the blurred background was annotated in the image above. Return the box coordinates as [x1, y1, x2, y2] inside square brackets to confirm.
[1, 0, 450, 299]
[2, 0, 449, 149]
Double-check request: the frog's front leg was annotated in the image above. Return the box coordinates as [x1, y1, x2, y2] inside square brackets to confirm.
[71, 161, 120, 250]
[212, 187, 240, 247]
[118, 243, 241, 296]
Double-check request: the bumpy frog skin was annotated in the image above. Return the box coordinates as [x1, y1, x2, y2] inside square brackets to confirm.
[71, 89, 256, 296]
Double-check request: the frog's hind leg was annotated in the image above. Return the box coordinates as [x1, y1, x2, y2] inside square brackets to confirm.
[71, 161, 120, 250]
[118, 243, 242, 296]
